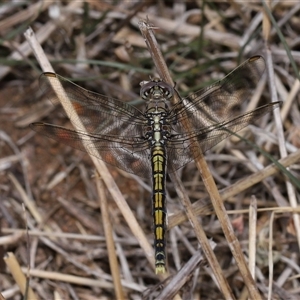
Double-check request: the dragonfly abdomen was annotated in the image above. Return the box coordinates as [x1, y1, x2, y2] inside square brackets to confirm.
[151, 145, 167, 274]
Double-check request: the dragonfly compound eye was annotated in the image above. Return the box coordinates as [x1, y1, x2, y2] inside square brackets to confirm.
[140, 79, 173, 100]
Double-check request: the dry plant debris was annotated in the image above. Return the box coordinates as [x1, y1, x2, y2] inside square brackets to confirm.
[0, 1, 300, 299]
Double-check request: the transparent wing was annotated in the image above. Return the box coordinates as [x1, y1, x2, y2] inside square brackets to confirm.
[169, 56, 266, 132]
[166, 103, 280, 171]
[32, 73, 152, 178]
[31, 122, 152, 178]
[39, 72, 147, 136]
[165, 56, 280, 170]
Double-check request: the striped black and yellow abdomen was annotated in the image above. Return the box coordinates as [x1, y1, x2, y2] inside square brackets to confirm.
[151, 145, 167, 274]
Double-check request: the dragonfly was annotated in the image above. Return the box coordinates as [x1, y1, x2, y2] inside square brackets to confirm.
[31, 55, 280, 274]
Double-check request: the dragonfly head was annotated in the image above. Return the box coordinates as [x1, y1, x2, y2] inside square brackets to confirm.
[140, 78, 173, 100]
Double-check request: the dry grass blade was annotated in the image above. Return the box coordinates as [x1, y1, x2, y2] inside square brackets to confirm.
[169, 171, 230, 297]
[95, 176, 125, 300]
[3, 252, 37, 300]
[263, 0, 300, 263]
[248, 196, 258, 280]
[154, 248, 209, 300]
[169, 149, 300, 228]
[268, 211, 275, 300]
[0, 1, 53, 32]
[0, 1, 83, 80]
[8, 172, 43, 224]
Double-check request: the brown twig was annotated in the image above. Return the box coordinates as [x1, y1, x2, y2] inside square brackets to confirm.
[139, 19, 262, 299]
[139, 20, 236, 299]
